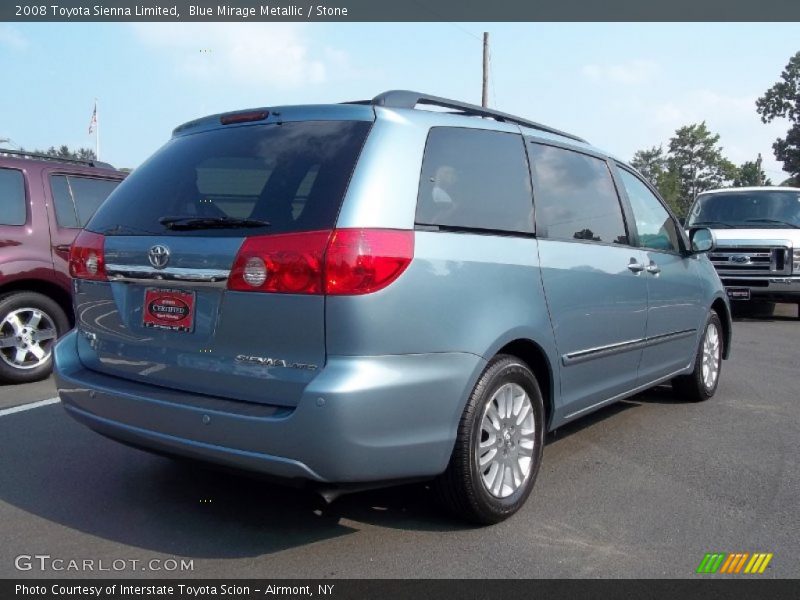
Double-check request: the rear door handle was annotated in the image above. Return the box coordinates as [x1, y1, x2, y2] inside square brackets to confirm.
[628, 259, 645, 273]
[646, 261, 661, 275]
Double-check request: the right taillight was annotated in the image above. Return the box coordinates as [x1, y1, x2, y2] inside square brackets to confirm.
[324, 229, 414, 295]
[69, 230, 107, 281]
[227, 228, 414, 295]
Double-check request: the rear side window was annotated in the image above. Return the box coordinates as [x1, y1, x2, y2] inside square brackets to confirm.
[529, 143, 628, 245]
[51, 175, 120, 228]
[416, 127, 533, 234]
[0, 168, 26, 226]
[88, 120, 372, 237]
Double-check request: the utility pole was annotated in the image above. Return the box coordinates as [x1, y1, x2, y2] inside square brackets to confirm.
[756, 153, 763, 186]
[482, 32, 489, 108]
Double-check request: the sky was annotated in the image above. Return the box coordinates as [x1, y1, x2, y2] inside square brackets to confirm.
[0, 22, 798, 181]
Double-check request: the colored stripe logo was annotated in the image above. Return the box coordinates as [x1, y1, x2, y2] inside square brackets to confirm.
[696, 552, 773, 574]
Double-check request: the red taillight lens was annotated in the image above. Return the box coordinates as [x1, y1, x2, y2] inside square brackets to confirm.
[69, 230, 107, 281]
[324, 229, 414, 295]
[228, 230, 331, 293]
[227, 229, 414, 295]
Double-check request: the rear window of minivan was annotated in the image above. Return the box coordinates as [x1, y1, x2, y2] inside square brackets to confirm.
[87, 120, 371, 237]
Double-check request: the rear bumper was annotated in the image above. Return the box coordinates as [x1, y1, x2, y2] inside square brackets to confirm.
[54, 330, 485, 484]
[720, 276, 800, 302]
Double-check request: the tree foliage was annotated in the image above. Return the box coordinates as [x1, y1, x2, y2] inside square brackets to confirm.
[631, 145, 666, 183]
[667, 123, 737, 213]
[19, 145, 97, 161]
[756, 51, 800, 179]
[631, 123, 737, 216]
[732, 161, 771, 187]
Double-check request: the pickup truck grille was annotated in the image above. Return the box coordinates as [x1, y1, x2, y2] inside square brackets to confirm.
[709, 246, 791, 276]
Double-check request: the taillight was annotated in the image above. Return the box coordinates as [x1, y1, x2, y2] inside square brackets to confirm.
[69, 230, 107, 281]
[228, 231, 331, 294]
[324, 229, 414, 295]
[227, 229, 414, 295]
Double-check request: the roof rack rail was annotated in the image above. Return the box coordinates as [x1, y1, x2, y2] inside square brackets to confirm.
[369, 90, 587, 143]
[0, 148, 115, 169]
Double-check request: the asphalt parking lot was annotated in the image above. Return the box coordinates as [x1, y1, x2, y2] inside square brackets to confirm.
[1, 305, 798, 579]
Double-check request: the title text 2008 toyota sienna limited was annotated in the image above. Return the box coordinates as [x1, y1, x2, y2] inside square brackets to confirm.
[54, 91, 732, 524]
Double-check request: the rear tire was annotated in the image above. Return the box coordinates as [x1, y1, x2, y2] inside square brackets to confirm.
[671, 310, 723, 402]
[434, 355, 545, 525]
[0, 292, 69, 384]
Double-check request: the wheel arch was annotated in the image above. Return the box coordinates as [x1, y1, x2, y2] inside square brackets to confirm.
[0, 279, 74, 327]
[710, 296, 732, 360]
[493, 338, 556, 432]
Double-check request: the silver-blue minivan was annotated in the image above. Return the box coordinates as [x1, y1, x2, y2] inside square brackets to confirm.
[54, 91, 731, 523]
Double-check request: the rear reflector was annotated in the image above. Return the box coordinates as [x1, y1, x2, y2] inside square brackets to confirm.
[69, 230, 107, 281]
[220, 111, 269, 125]
[227, 229, 414, 295]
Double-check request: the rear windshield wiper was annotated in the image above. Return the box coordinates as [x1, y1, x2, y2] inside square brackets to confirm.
[744, 218, 800, 229]
[688, 220, 735, 228]
[159, 216, 271, 231]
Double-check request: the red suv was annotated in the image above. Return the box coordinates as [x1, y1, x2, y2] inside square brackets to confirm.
[0, 150, 125, 383]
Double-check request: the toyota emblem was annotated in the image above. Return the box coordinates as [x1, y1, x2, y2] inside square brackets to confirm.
[148, 245, 170, 269]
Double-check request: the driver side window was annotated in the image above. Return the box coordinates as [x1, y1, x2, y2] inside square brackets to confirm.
[618, 168, 680, 253]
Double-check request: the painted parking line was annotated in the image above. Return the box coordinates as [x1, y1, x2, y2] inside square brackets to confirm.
[0, 397, 60, 417]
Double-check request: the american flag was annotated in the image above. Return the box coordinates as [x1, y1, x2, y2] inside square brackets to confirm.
[88, 102, 97, 135]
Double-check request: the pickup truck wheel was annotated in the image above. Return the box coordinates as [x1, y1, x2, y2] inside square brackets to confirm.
[0, 292, 69, 384]
[671, 310, 723, 402]
[434, 355, 544, 525]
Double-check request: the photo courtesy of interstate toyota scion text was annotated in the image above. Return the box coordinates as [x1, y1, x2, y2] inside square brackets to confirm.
[54, 91, 732, 524]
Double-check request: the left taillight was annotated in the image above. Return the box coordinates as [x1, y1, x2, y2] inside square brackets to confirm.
[69, 230, 107, 281]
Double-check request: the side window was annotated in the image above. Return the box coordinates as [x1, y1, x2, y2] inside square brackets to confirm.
[0, 168, 26, 226]
[529, 143, 628, 245]
[50, 175, 120, 228]
[416, 127, 533, 233]
[51, 175, 79, 228]
[68, 177, 120, 227]
[618, 168, 680, 253]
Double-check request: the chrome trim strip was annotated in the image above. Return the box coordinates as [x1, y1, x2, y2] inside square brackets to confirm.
[563, 365, 691, 420]
[562, 329, 696, 366]
[645, 328, 697, 347]
[562, 338, 644, 365]
[105, 264, 230, 288]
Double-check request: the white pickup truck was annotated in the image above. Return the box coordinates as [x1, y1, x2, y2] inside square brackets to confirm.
[686, 186, 800, 317]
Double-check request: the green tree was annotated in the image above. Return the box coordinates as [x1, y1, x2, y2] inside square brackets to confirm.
[631, 145, 666, 185]
[733, 160, 772, 187]
[18, 145, 97, 161]
[667, 122, 737, 214]
[756, 51, 800, 180]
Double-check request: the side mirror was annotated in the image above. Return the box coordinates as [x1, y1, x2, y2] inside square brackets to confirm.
[689, 227, 715, 253]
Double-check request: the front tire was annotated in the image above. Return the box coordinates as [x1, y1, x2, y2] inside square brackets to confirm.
[671, 310, 723, 402]
[435, 355, 545, 525]
[0, 292, 69, 384]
